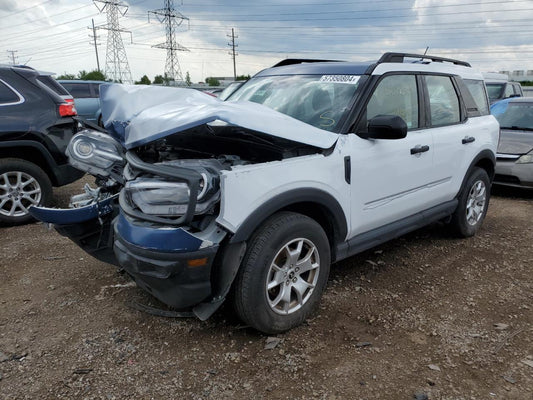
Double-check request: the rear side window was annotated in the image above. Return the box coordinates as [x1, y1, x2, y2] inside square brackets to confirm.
[464, 79, 489, 115]
[426, 75, 460, 126]
[61, 83, 92, 98]
[37, 75, 69, 96]
[0, 80, 23, 105]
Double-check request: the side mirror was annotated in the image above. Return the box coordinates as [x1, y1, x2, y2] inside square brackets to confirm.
[366, 115, 408, 139]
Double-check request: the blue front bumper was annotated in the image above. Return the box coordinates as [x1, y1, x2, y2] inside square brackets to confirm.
[113, 212, 217, 308]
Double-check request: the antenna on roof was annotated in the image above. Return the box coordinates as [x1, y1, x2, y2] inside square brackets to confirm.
[423, 46, 429, 55]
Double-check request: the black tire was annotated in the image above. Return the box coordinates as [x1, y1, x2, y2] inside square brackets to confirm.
[232, 212, 331, 334]
[450, 167, 490, 237]
[0, 158, 53, 225]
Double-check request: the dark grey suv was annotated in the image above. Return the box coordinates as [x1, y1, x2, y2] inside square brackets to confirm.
[0, 65, 84, 224]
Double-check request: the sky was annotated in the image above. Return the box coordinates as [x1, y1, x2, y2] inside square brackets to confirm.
[1, 0, 533, 84]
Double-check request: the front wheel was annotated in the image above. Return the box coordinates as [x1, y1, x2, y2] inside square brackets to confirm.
[450, 167, 490, 237]
[232, 212, 331, 334]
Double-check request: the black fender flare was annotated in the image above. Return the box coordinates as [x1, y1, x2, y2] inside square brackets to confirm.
[228, 187, 348, 244]
[456, 149, 496, 198]
[0, 140, 57, 174]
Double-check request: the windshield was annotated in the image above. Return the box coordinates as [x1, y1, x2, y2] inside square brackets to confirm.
[494, 102, 533, 130]
[486, 83, 505, 102]
[229, 74, 361, 132]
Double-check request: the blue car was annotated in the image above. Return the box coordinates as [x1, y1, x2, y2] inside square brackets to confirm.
[58, 80, 103, 126]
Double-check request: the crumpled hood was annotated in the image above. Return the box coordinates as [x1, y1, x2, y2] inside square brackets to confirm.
[100, 84, 339, 150]
[498, 129, 533, 155]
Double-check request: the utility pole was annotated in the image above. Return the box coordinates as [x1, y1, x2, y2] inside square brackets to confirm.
[94, 0, 133, 83]
[227, 28, 238, 80]
[7, 50, 17, 65]
[89, 18, 101, 73]
[149, 0, 189, 85]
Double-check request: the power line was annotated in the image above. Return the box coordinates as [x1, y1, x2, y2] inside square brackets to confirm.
[0, 0, 54, 18]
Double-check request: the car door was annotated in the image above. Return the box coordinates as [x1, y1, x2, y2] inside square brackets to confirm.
[424, 74, 477, 203]
[347, 73, 437, 236]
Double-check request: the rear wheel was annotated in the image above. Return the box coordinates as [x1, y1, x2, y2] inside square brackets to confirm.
[450, 167, 490, 237]
[232, 212, 330, 333]
[0, 159, 52, 225]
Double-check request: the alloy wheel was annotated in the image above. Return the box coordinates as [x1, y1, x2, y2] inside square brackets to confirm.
[265, 238, 320, 315]
[0, 171, 42, 217]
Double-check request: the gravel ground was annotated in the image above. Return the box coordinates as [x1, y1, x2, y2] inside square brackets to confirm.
[0, 178, 532, 400]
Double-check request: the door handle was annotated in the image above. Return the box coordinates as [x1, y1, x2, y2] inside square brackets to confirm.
[410, 145, 430, 155]
[462, 136, 475, 144]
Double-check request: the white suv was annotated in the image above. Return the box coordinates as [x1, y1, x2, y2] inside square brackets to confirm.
[31, 52, 499, 333]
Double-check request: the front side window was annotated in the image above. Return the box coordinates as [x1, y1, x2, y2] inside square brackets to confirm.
[365, 74, 419, 129]
[0, 80, 22, 105]
[426, 75, 460, 126]
[229, 74, 361, 132]
[464, 79, 489, 116]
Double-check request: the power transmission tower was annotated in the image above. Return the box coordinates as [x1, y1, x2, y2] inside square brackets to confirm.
[88, 19, 101, 72]
[149, 0, 189, 85]
[94, 0, 133, 83]
[7, 50, 18, 65]
[227, 28, 238, 80]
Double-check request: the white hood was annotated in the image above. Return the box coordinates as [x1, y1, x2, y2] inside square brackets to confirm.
[100, 84, 339, 150]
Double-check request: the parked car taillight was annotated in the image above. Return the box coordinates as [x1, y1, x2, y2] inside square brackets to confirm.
[58, 102, 77, 117]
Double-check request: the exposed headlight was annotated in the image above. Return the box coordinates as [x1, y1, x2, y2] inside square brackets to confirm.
[516, 153, 533, 164]
[125, 176, 218, 216]
[67, 130, 124, 178]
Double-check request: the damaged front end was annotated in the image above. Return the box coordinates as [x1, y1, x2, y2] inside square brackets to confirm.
[30, 84, 336, 320]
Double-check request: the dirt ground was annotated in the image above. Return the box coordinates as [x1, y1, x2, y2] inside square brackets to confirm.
[0, 177, 532, 400]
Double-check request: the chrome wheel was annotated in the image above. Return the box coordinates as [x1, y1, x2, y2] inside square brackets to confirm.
[266, 238, 320, 315]
[0, 171, 42, 218]
[466, 180, 486, 226]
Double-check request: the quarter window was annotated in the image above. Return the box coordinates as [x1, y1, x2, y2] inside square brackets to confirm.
[0, 81, 21, 104]
[464, 79, 489, 116]
[366, 74, 419, 129]
[426, 75, 460, 126]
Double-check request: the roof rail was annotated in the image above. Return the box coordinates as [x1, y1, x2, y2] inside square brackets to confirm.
[378, 52, 471, 67]
[272, 58, 342, 68]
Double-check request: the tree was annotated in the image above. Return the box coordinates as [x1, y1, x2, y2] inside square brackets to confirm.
[78, 70, 106, 81]
[236, 74, 251, 81]
[185, 71, 191, 86]
[135, 75, 151, 85]
[56, 73, 76, 80]
[206, 77, 220, 86]
[153, 75, 164, 84]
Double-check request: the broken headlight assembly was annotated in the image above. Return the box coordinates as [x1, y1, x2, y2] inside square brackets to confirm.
[67, 129, 125, 180]
[123, 159, 222, 217]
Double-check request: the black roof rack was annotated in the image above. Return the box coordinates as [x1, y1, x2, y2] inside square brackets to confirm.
[272, 58, 342, 68]
[378, 52, 471, 67]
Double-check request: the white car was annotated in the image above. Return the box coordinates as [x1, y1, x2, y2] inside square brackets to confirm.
[31, 52, 499, 333]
